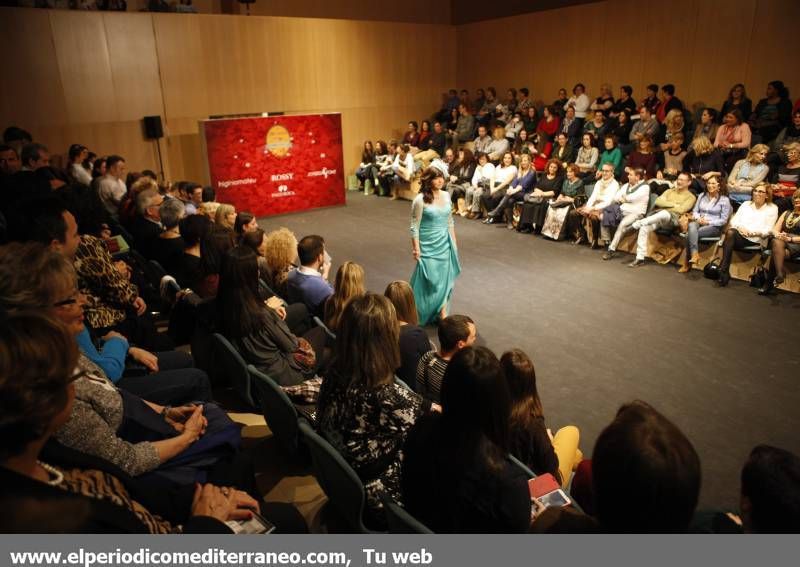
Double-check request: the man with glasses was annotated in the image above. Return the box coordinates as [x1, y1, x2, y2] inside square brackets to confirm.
[717, 183, 779, 286]
[130, 187, 164, 259]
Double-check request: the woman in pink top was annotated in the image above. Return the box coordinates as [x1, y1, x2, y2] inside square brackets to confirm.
[714, 109, 752, 171]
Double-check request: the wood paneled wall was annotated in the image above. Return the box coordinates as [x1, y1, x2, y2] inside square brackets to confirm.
[237, 0, 450, 24]
[456, 0, 800, 118]
[0, 8, 455, 182]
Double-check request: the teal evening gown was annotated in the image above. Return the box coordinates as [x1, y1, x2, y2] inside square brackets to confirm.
[409, 191, 461, 325]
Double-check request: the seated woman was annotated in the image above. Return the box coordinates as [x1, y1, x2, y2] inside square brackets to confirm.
[536, 105, 560, 143]
[773, 142, 800, 212]
[323, 261, 365, 335]
[487, 153, 536, 229]
[728, 144, 770, 204]
[558, 106, 581, 147]
[717, 183, 779, 287]
[518, 158, 563, 234]
[217, 247, 325, 386]
[465, 152, 495, 219]
[175, 214, 212, 290]
[262, 227, 298, 300]
[626, 136, 659, 179]
[714, 109, 752, 171]
[372, 140, 391, 192]
[575, 132, 599, 179]
[551, 132, 575, 166]
[486, 126, 511, 163]
[542, 164, 586, 240]
[402, 121, 420, 148]
[0, 311, 276, 534]
[598, 134, 623, 179]
[659, 109, 685, 151]
[501, 349, 581, 487]
[195, 228, 236, 298]
[609, 110, 632, 152]
[446, 148, 476, 214]
[693, 108, 719, 142]
[402, 346, 530, 533]
[511, 129, 534, 164]
[583, 110, 608, 143]
[678, 173, 732, 273]
[522, 106, 539, 136]
[0, 243, 237, 483]
[481, 152, 517, 223]
[531, 132, 555, 172]
[590, 83, 615, 116]
[720, 83, 753, 126]
[658, 132, 687, 181]
[214, 204, 236, 232]
[233, 211, 258, 241]
[684, 135, 725, 194]
[385, 280, 432, 387]
[151, 198, 185, 276]
[758, 189, 800, 295]
[318, 293, 432, 530]
[750, 80, 792, 144]
[355, 141, 376, 189]
[505, 111, 523, 143]
[415, 121, 431, 153]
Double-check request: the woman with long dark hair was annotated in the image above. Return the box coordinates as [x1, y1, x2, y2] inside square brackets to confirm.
[355, 141, 376, 191]
[402, 346, 530, 533]
[410, 167, 461, 325]
[751, 80, 792, 144]
[501, 349, 581, 487]
[216, 247, 324, 386]
[233, 211, 257, 240]
[385, 280, 432, 387]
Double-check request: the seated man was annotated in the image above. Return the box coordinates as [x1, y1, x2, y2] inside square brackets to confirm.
[286, 234, 333, 317]
[130, 187, 164, 260]
[486, 126, 511, 163]
[717, 183, 778, 286]
[601, 167, 651, 260]
[416, 315, 476, 403]
[97, 155, 128, 218]
[414, 121, 447, 165]
[178, 181, 203, 215]
[628, 172, 696, 267]
[575, 163, 619, 245]
[473, 124, 492, 155]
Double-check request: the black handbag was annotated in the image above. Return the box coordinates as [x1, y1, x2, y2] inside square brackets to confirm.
[703, 258, 721, 280]
[749, 266, 767, 288]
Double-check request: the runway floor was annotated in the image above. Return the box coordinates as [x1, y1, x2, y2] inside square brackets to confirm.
[257, 191, 800, 511]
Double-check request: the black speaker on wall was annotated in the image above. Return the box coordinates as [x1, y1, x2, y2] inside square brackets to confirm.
[143, 116, 164, 139]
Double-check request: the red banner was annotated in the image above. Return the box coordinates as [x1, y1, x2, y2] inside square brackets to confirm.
[201, 113, 345, 217]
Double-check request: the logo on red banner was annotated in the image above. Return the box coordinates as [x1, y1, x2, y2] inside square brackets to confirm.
[202, 114, 345, 217]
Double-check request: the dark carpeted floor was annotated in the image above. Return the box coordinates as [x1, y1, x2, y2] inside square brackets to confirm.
[258, 191, 800, 511]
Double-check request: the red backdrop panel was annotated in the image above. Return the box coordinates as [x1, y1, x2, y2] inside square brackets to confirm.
[202, 113, 345, 217]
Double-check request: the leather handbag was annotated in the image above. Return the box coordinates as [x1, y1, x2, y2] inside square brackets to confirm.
[703, 258, 721, 280]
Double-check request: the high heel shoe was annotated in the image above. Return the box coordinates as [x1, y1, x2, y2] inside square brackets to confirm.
[758, 278, 776, 295]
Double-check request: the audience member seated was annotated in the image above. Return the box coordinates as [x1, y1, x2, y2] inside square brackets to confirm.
[402, 346, 530, 533]
[536, 106, 560, 142]
[717, 183, 779, 286]
[598, 134, 623, 178]
[318, 294, 432, 530]
[0, 243, 236, 483]
[575, 133, 599, 178]
[465, 152, 494, 219]
[771, 111, 800, 157]
[415, 314, 475, 403]
[590, 83, 615, 117]
[240, 227, 269, 279]
[129, 184, 164, 256]
[383, 280, 431, 387]
[626, 136, 659, 180]
[575, 163, 619, 246]
[542, 164, 585, 240]
[628, 172, 696, 267]
[728, 145, 770, 204]
[685, 136, 725, 194]
[487, 127, 511, 163]
[564, 83, 590, 124]
[0, 311, 270, 534]
[558, 106, 581, 148]
[522, 106, 539, 136]
[472, 125, 492, 155]
[583, 111, 608, 144]
[286, 234, 334, 317]
[758, 189, 800, 295]
[601, 167, 650, 259]
[678, 173, 732, 273]
[177, 182, 203, 216]
[720, 84, 753, 126]
[481, 152, 517, 223]
[656, 84, 684, 123]
[262, 227, 298, 299]
[374, 140, 394, 196]
[355, 141, 375, 190]
[504, 111, 523, 144]
[518, 158, 562, 234]
[773, 142, 800, 211]
[415, 121, 447, 165]
[552, 89, 569, 117]
[323, 261, 365, 335]
[532, 401, 700, 533]
[750, 81, 792, 144]
[97, 155, 128, 218]
[402, 121, 420, 148]
[738, 444, 800, 533]
[67, 144, 92, 186]
[502, 349, 581, 486]
[693, 108, 719, 142]
[629, 106, 659, 150]
[658, 132, 687, 182]
[196, 228, 236, 298]
[511, 129, 534, 163]
[486, 154, 536, 229]
[714, 109, 752, 171]
[551, 132, 575, 166]
[0, 144, 21, 176]
[214, 203, 236, 232]
[233, 211, 258, 241]
[453, 104, 476, 146]
[175, 213, 212, 290]
[610, 85, 637, 120]
[151, 197, 185, 276]
[446, 148, 476, 214]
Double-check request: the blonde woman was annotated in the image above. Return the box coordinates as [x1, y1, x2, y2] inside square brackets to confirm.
[385, 280, 432, 387]
[324, 261, 366, 333]
[263, 227, 298, 299]
[728, 144, 770, 204]
[659, 109, 685, 151]
[215, 203, 236, 231]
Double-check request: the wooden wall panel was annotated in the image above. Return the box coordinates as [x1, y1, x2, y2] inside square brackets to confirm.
[456, 0, 797, 122]
[242, 0, 451, 24]
[0, 9, 68, 129]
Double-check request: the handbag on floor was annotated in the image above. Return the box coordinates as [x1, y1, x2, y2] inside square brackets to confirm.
[542, 205, 569, 240]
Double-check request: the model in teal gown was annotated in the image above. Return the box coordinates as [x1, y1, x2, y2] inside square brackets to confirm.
[409, 190, 461, 325]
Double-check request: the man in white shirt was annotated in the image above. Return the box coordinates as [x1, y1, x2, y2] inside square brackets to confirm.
[98, 155, 128, 217]
[718, 183, 779, 286]
[577, 163, 619, 245]
[602, 167, 651, 260]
